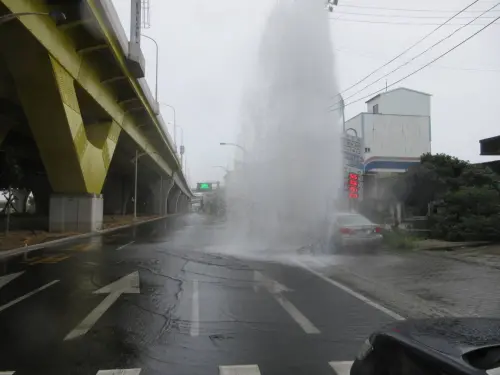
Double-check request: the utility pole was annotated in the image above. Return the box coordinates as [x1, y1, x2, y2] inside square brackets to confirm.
[134, 149, 138, 220]
[130, 0, 142, 46]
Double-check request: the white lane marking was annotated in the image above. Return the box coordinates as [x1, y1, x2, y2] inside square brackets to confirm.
[253, 270, 320, 334]
[295, 261, 404, 321]
[273, 293, 320, 334]
[219, 365, 261, 375]
[190, 279, 199, 337]
[329, 361, 353, 375]
[96, 370, 141, 375]
[65, 292, 122, 340]
[0, 280, 59, 313]
[0, 272, 24, 290]
[116, 241, 135, 251]
[65, 272, 140, 340]
[0, 371, 15, 374]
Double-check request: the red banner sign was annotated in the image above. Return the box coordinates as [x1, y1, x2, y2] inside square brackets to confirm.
[348, 173, 359, 199]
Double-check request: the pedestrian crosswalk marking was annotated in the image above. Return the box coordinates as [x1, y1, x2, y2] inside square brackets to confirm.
[329, 361, 353, 375]
[0, 362, 352, 374]
[219, 365, 261, 375]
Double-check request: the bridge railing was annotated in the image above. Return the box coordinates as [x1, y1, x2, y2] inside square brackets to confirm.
[94, 0, 188, 194]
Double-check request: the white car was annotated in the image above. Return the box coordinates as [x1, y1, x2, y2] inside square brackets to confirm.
[330, 212, 383, 252]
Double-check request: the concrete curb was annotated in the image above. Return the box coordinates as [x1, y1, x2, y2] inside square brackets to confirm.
[0, 215, 178, 260]
[414, 241, 491, 252]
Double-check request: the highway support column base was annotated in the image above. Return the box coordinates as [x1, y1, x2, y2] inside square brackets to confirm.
[49, 194, 103, 233]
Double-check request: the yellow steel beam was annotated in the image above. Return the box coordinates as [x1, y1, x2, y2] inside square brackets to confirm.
[2, 31, 121, 193]
[0, 0, 176, 179]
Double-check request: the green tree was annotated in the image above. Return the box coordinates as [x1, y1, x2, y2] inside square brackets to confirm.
[391, 153, 470, 216]
[388, 153, 500, 241]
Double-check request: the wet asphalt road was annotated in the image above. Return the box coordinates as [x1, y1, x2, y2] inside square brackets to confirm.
[0, 214, 394, 375]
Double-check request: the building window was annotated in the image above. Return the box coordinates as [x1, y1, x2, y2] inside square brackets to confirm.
[365, 147, 371, 153]
[373, 104, 379, 114]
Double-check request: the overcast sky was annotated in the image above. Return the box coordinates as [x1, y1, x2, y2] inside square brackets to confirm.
[111, 0, 500, 185]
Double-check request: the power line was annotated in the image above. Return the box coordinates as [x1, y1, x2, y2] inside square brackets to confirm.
[337, 3, 499, 13]
[330, 2, 500, 109]
[333, 46, 500, 73]
[331, 0, 482, 99]
[330, 17, 497, 26]
[334, 10, 500, 19]
[329, 14, 500, 113]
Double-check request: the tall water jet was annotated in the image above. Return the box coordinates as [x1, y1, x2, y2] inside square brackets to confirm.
[225, 0, 343, 254]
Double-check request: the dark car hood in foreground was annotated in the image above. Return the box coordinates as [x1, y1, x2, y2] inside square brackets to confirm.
[382, 318, 500, 358]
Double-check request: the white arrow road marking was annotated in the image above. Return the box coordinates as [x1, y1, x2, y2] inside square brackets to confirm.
[96, 370, 141, 375]
[190, 279, 199, 337]
[329, 361, 353, 375]
[253, 271, 292, 294]
[253, 271, 320, 334]
[0, 271, 24, 290]
[219, 365, 261, 375]
[116, 241, 135, 251]
[0, 280, 60, 313]
[65, 272, 140, 340]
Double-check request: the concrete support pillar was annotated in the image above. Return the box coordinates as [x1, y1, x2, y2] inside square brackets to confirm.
[150, 177, 166, 216]
[168, 186, 181, 214]
[49, 194, 103, 232]
[163, 177, 175, 215]
[3, 31, 121, 232]
[180, 195, 189, 213]
[103, 175, 127, 215]
[175, 192, 184, 214]
[177, 195, 185, 213]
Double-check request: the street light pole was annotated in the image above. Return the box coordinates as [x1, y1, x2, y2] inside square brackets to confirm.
[161, 103, 177, 148]
[0, 11, 66, 25]
[134, 149, 138, 220]
[178, 126, 184, 170]
[141, 34, 159, 101]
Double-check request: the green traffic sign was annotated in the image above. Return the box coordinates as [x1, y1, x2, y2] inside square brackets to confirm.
[197, 182, 213, 191]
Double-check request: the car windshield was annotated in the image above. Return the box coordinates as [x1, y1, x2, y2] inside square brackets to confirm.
[338, 214, 373, 226]
[2, 0, 496, 374]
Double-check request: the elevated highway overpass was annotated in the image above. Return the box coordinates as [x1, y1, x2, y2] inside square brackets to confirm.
[0, 0, 192, 232]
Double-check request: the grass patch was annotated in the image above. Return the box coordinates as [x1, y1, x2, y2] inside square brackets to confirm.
[383, 229, 417, 250]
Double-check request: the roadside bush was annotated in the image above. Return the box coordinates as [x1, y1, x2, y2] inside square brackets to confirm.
[382, 229, 416, 250]
[429, 186, 500, 241]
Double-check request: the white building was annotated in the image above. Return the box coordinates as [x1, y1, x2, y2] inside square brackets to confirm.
[345, 87, 431, 174]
